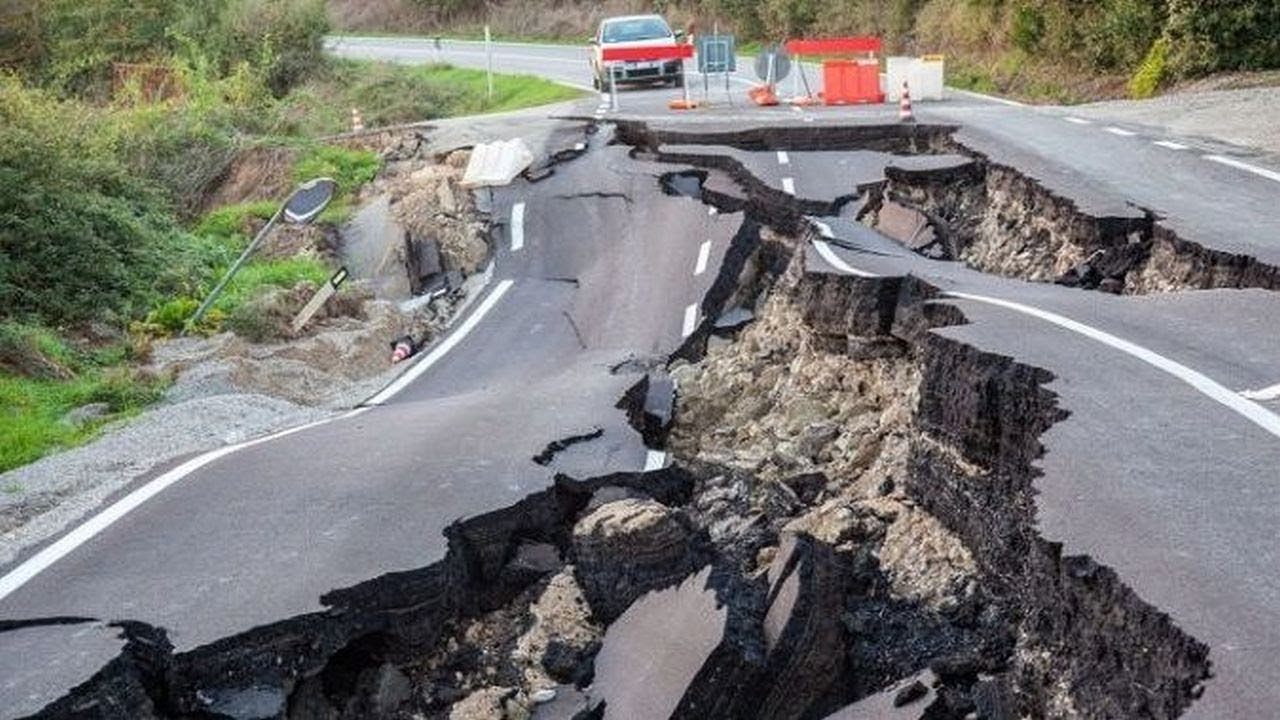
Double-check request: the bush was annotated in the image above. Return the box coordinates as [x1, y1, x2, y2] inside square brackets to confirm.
[1085, 0, 1163, 71]
[213, 0, 331, 96]
[1010, 4, 1046, 53]
[1129, 37, 1169, 98]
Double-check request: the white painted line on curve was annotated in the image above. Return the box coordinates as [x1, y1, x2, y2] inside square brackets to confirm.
[781, 177, 796, 195]
[947, 87, 1026, 108]
[0, 414, 335, 601]
[1105, 127, 1137, 137]
[510, 202, 526, 251]
[682, 303, 699, 337]
[1154, 140, 1188, 150]
[695, 241, 711, 276]
[1241, 383, 1280, 402]
[366, 279, 515, 405]
[1064, 117, 1092, 125]
[1204, 155, 1280, 184]
[643, 450, 667, 472]
[777, 151, 790, 165]
[811, 234, 1280, 441]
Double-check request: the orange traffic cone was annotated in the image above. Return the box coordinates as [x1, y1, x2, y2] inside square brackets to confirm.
[748, 84, 779, 106]
[899, 81, 914, 123]
[351, 108, 364, 133]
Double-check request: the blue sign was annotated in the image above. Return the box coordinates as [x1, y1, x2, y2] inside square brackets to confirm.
[696, 34, 736, 74]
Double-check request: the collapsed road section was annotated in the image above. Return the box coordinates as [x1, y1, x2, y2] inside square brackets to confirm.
[15, 120, 1223, 720]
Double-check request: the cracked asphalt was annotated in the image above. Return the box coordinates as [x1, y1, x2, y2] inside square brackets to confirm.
[4, 36, 1280, 719]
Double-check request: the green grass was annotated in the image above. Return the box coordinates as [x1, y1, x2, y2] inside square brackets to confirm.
[213, 257, 332, 314]
[278, 60, 583, 136]
[293, 144, 382, 195]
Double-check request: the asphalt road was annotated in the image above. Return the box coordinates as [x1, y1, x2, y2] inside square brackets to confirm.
[2, 35, 1279, 719]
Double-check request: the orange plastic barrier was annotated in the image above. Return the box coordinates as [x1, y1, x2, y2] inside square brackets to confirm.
[784, 37, 882, 56]
[600, 44, 694, 62]
[821, 59, 884, 105]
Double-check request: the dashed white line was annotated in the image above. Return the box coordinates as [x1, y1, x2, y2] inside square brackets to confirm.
[1105, 126, 1137, 137]
[1064, 117, 1092, 125]
[694, 240, 711, 276]
[509, 202, 526, 251]
[781, 177, 796, 195]
[812, 236, 1280, 441]
[1242, 383, 1280, 402]
[1204, 155, 1280, 184]
[1154, 140, 1188, 151]
[682, 303, 699, 337]
[777, 151, 790, 165]
[643, 450, 667, 471]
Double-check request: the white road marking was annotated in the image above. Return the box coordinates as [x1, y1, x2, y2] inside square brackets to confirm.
[682, 303, 699, 337]
[1154, 140, 1188, 150]
[781, 177, 796, 195]
[1242, 383, 1280, 402]
[777, 151, 790, 165]
[1105, 126, 1136, 137]
[947, 87, 1026, 108]
[367, 279, 515, 404]
[1204, 155, 1280, 184]
[643, 450, 667, 471]
[695, 240, 711, 276]
[0, 414, 336, 601]
[1064, 117, 1092, 125]
[510, 202, 526, 251]
[812, 236, 1280, 441]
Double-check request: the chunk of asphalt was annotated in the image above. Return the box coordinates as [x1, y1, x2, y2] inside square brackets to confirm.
[821, 671, 938, 719]
[198, 685, 287, 720]
[712, 306, 755, 335]
[643, 372, 675, 437]
[533, 428, 605, 466]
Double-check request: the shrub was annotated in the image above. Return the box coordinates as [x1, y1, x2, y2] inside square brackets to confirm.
[1010, 4, 1046, 53]
[1129, 37, 1169, 98]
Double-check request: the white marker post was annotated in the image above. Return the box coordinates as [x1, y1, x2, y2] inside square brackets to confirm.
[291, 267, 349, 334]
[484, 25, 494, 102]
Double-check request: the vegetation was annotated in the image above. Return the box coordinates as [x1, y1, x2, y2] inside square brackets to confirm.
[335, 0, 1280, 100]
[0, 0, 579, 471]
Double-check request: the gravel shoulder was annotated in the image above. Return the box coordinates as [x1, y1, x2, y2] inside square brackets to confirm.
[1068, 85, 1280, 156]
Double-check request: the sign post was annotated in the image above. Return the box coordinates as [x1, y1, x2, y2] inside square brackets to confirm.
[484, 25, 494, 102]
[291, 267, 350, 334]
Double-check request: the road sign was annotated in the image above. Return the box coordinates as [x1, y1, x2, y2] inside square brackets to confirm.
[291, 267, 350, 334]
[696, 34, 736, 74]
[753, 44, 791, 83]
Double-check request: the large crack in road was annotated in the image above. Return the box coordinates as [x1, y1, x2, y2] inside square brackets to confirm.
[12, 122, 1228, 720]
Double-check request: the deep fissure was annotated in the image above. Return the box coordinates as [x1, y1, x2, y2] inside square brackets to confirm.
[18, 124, 1216, 720]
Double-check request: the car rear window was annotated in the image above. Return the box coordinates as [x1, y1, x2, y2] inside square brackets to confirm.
[602, 17, 671, 43]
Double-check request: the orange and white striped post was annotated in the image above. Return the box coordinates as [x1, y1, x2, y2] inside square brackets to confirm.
[351, 108, 364, 133]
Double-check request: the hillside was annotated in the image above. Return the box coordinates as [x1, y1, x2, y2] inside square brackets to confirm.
[329, 0, 1280, 102]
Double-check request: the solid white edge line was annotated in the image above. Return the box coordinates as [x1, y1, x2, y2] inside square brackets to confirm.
[694, 241, 711, 276]
[945, 292, 1280, 440]
[0, 280, 518, 599]
[0, 414, 339, 601]
[1064, 117, 1091, 125]
[810, 236, 1280, 440]
[365, 279, 515, 406]
[681, 303, 699, 337]
[1241, 384, 1280, 402]
[1105, 127, 1136, 137]
[947, 87, 1026, 108]
[781, 177, 796, 195]
[1204, 155, 1280, 184]
[1154, 140, 1188, 151]
[777, 151, 790, 165]
[811, 239, 879, 278]
[643, 450, 667, 472]
[510, 202, 526, 251]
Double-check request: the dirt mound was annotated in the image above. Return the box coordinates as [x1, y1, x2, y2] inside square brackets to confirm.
[199, 146, 299, 215]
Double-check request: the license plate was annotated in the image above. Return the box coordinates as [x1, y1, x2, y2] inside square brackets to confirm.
[633, 61, 658, 70]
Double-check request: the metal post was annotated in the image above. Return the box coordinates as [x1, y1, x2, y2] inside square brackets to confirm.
[484, 25, 494, 102]
[610, 65, 619, 111]
[187, 205, 284, 330]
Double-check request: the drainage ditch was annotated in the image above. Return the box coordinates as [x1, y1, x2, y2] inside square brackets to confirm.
[17, 124, 1217, 720]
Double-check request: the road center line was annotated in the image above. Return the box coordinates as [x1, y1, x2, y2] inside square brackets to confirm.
[781, 177, 796, 195]
[643, 450, 667, 471]
[1204, 155, 1280, 184]
[682, 303, 699, 337]
[694, 241, 711, 276]
[1242, 383, 1280, 402]
[1104, 127, 1136, 137]
[1154, 140, 1188, 150]
[510, 202, 526, 251]
[809, 237, 1280, 441]
[1064, 117, 1091, 125]
[777, 151, 790, 165]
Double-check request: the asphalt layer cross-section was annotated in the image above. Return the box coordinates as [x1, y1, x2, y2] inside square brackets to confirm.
[3, 35, 1280, 719]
